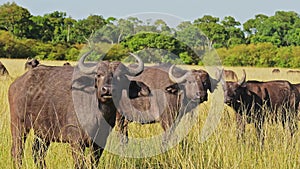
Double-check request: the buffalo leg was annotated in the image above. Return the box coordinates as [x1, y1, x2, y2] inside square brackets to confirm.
[115, 112, 128, 144]
[71, 143, 86, 169]
[91, 143, 104, 169]
[254, 117, 265, 148]
[11, 122, 27, 168]
[160, 111, 177, 147]
[236, 113, 246, 142]
[32, 136, 50, 169]
[281, 108, 298, 138]
[287, 110, 298, 138]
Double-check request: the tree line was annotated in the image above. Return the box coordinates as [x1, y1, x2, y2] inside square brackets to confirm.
[1, 2, 300, 67]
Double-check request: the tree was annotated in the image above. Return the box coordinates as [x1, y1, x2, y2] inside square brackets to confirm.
[154, 19, 171, 33]
[176, 23, 206, 47]
[74, 15, 107, 43]
[243, 11, 300, 46]
[194, 15, 228, 48]
[285, 28, 300, 46]
[221, 16, 245, 47]
[0, 2, 33, 38]
[243, 14, 268, 36]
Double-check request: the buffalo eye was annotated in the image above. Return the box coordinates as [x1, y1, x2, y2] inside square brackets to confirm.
[96, 73, 105, 78]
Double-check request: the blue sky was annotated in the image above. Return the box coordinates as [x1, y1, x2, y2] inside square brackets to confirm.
[1, 0, 300, 24]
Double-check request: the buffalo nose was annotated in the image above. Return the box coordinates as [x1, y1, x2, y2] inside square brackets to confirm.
[195, 91, 201, 97]
[101, 86, 110, 94]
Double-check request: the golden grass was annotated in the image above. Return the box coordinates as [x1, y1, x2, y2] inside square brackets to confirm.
[0, 59, 299, 168]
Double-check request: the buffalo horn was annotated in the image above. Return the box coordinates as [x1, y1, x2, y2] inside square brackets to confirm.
[168, 65, 188, 83]
[238, 69, 246, 85]
[127, 53, 144, 76]
[78, 50, 97, 74]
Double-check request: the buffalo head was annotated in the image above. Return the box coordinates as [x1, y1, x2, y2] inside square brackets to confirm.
[25, 58, 40, 70]
[168, 65, 206, 103]
[78, 51, 144, 103]
[222, 69, 247, 106]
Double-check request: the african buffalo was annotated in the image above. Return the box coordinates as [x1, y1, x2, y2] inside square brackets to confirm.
[272, 68, 280, 73]
[9, 51, 144, 168]
[25, 58, 40, 70]
[287, 70, 300, 74]
[222, 70, 299, 145]
[115, 64, 221, 144]
[0, 61, 9, 76]
[63, 62, 71, 66]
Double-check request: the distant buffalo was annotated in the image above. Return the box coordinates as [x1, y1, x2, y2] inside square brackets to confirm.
[63, 62, 71, 66]
[25, 58, 40, 70]
[0, 61, 9, 76]
[287, 70, 300, 74]
[9, 51, 144, 168]
[272, 68, 280, 73]
[222, 70, 299, 145]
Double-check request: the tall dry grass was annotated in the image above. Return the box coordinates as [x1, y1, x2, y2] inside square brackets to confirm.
[0, 59, 299, 168]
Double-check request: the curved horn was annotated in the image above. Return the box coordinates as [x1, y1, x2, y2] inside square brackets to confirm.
[168, 64, 188, 83]
[238, 69, 246, 85]
[78, 50, 97, 74]
[126, 53, 144, 76]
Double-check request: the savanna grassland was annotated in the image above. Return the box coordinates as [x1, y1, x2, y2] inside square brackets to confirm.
[0, 59, 300, 169]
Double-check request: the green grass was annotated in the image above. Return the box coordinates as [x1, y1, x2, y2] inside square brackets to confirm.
[0, 59, 299, 168]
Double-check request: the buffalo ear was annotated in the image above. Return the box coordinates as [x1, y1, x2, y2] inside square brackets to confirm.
[136, 81, 151, 96]
[165, 84, 179, 94]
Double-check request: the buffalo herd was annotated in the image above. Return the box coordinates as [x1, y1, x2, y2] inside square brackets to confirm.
[6, 53, 300, 168]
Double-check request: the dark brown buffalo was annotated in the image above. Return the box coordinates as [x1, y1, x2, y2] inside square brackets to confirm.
[272, 68, 280, 73]
[222, 70, 299, 145]
[287, 70, 300, 74]
[9, 51, 144, 168]
[25, 58, 40, 70]
[115, 64, 221, 144]
[0, 61, 9, 76]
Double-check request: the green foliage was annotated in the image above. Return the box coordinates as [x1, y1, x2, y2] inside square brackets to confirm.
[65, 47, 80, 61]
[179, 52, 193, 64]
[0, 30, 35, 58]
[217, 43, 300, 67]
[121, 32, 199, 64]
[105, 44, 129, 61]
[0, 2, 32, 38]
[245, 11, 300, 47]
